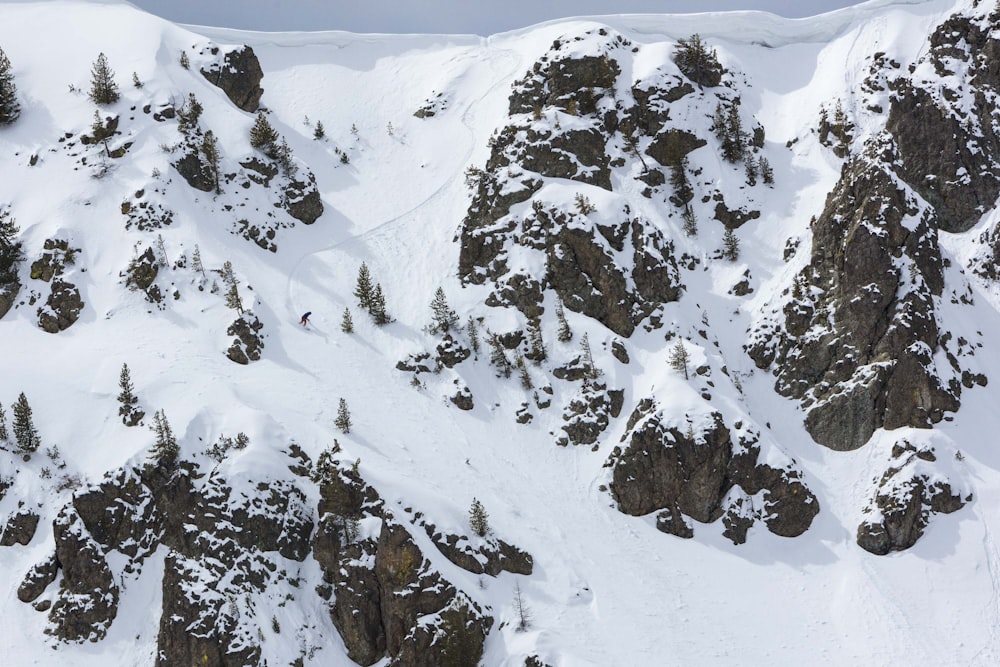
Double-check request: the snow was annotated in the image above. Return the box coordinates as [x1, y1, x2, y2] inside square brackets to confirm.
[0, 0, 998, 665]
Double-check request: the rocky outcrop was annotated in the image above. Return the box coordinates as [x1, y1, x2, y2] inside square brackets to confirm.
[748, 158, 959, 450]
[226, 312, 265, 364]
[1, 509, 40, 546]
[312, 460, 519, 666]
[282, 173, 324, 224]
[607, 400, 818, 543]
[200, 45, 264, 112]
[557, 381, 623, 447]
[856, 441, 967, 555]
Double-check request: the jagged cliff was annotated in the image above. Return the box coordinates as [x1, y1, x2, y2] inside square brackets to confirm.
[1, 1, 1000, 665]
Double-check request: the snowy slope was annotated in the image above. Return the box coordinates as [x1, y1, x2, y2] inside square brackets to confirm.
[0, 1, 998, 665]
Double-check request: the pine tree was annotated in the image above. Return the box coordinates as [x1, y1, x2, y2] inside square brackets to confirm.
[354, 262, 373, 311]
[274, 137, 296, 176]
[722, 104, 745, 163]
[179, 50, 190, 69]
[0, 46, 21, 125]
[0, 207, 23, 284]
[225, 281, 244, 314]
[556, 301, 573, 343]
[673, 33, 723, 88]
[669, 338, 691, 380]
[249, 112, 278, 151]
[469, 498, 490, 537]
[526, 317, 546, 364]
[0, 403, 8, 441]
[516, 354, 533, 390]
[744, 154, 758, 186]
[335, 398, 352, 434]
[430, 286, 459, 334]
[12, 392, 40, 455]
[313, 119, 325, 140]
[201, 130, 221, 194]
[370, 283, 391, 325]
[669, 159, 693, 206]
[149, 409, 179, 468]
[487, 332, 512, 378]
[177, 93, 203, 136]
[91, 109, 111, 156]
[89, 52, 120, 105]
[759, 156, 774, 185]
[682, 205, 698, 237]
[117, 363, 144, 427]
[580, 333, 601, 381]
[513, 581, 531, 632]
[722, 227, 740, 262]
[132, 71, 143, 89]
[466, 316, 480, 358]
[341, 307, 354, 333]
[191, 244, 206, 278]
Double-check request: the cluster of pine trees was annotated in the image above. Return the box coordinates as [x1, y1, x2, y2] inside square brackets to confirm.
[354, 262, 391, 325]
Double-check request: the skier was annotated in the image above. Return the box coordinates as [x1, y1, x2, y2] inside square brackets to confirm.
[300, 311, 311, 326]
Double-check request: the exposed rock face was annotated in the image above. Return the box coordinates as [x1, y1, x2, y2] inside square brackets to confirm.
[608, 400, 818, 542]
[887, 14, 1000, 234]
[20, 461, 316, 661]
[557, 381, 623, 447]
[312, 462, 523, 666]
[282, 173, 324, 224]
[458, 30, 687, 337]
[200, 46, 264, 112]
[226, 313, 265, 364]
[172, 148, 215, 193]
[748, 158, 959, 451]
[30, 239, 84, 332]
[856, 441, 966, 555]
[1, 509, 40, 546]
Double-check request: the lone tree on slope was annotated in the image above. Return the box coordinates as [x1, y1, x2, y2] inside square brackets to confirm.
[12, 392, 40, 455]
[335, 398, 352, 434]
[89, 52, 120, 105]
[669, 338, 691, 380]
[0, 46, 21, 124]
[469, 498, 490, 537]
[429, 286, 459, 334]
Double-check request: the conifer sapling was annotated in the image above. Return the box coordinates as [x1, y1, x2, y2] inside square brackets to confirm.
[669, 338, 691, 380]
[469, 498, 490, 537]
[341, 307, 354, 333]
[12, 392, 40, 455]
[335, 398, 352, 434]
[0, 46, 21, 125]
[89, 52, 119, 105]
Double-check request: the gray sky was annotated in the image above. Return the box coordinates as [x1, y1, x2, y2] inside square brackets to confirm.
[126, 0, 871, 34]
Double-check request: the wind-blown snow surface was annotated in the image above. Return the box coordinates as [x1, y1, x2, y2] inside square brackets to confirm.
[0, 0, 998, 664]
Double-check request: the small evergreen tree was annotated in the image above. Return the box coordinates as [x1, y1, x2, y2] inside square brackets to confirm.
[580, 333, 601, 381]
[487, 332, 513, 378]
[574, 193, 596, 215]
[759, 156, 774, 185]
[513, 582, 531, 632]
[313, 119, 325, 140]
[669, 338, 691, 380]
[682, 205, 698, 237]
[335, 398, 352, 434]
[132, 71, 142, 89]
[89, 52, 120, 105]
[673, 33, 723, 88]
[91, 109, 112, 156]
[526, 317, 546, 364]
[177, 92, 203, 136]
[191, 244, 206, 278]
[221, 261, 244, 314]
[274, 137, 296, 176]
[117, 362, 144, 427]
[354, 262, 373, 311]
[466, 316, 481, 358]
[556, 301, 573, 343]
[516, 354, 533, 390]
[669, 159, 693, 206]
[744, 154, 758, 186]
[721, 104, 746, 163]
[11, 392, 39, 454]
[0, 207, 23, 284]
[0, 403, 8, 441]
[201, 130, 221, 194]
[722, 228, 740, 262]
[149, 409, 179, 468]
[429, 286, 459, 334]
[341, 307, 354, 333]
[179, 50, 190, 69]
[249, 112, 278, 152]
[469, 498, 490, 537]
[0, 46, 21, 125]
[370, 283, 391, 325]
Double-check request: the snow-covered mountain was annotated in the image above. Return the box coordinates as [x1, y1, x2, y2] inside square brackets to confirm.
[1, 0, 999, 664]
